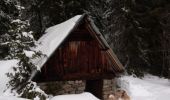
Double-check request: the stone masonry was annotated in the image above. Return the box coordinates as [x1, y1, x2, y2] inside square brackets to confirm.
[38, 79, 116, 100]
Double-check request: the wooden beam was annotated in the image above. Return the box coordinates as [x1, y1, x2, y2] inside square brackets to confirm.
[33, 72, 115, 83]
[68, 33, 94, 41]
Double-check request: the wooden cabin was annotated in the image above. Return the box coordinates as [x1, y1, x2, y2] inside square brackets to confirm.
[32, 14, 124, 99]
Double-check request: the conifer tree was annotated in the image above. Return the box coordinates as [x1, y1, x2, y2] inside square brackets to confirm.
[0, 0, 47, 99]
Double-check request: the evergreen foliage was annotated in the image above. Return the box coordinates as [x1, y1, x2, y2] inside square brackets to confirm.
[0, 0, 47, 99]
[1, 0, 170, 99]
[109, 0, 170, 77]
[16, 0, 170, 78]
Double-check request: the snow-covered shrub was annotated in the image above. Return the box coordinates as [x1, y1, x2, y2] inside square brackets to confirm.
[0, 0, 48, 99]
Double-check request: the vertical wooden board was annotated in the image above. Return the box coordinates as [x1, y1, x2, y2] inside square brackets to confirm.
[57, 48, 61, 75]
[96, 43, 99, 73]
[87, 41, 91, 73]
[79, 41, 88, 72]
[38, 24, 117, 81]
[84, 41, 90, 72]
[98, 47, 102, 73]
[90, 41, 95, 73]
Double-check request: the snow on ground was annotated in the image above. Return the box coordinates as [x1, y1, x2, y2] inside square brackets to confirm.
[0, 96, 29, 100]
[0, 60, 18, 95]
[0, 60, 29, 100]
[118, 74, 170, 100]
[50, 92, 99, 100]
[0, 60, 98, 100]
[1, 60, 170, 100]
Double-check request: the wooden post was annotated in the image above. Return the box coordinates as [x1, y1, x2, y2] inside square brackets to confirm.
[85, 79, 103, 99]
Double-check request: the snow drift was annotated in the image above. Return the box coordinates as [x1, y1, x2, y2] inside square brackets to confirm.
[118, 74, 170, 100]
[50, 92, 99, 100]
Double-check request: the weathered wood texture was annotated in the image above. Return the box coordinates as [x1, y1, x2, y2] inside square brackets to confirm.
[34, 22, 116, 82]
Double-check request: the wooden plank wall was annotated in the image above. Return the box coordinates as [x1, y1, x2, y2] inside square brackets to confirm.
[34, 22, 115, 82]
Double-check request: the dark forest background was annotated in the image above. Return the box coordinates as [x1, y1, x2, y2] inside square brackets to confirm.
[1, 0, 170, 78]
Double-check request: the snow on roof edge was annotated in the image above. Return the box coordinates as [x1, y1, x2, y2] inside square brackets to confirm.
[87, 17, 124, 72]
[30, 14, 85, 80]
[30, 13, 124, 80]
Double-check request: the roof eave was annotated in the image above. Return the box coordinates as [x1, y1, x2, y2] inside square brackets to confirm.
[85, 15, 124, 73]
[30, 14, 87, 81]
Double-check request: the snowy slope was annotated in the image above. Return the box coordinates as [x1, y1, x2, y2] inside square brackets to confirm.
[0, 60, 29, 100]
[118, 74, 170, 100]
[50, 92, 99, 100]
[0, 96, 29, 100]
[0, 60, 18, 95]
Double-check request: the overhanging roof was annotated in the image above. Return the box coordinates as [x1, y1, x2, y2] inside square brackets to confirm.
[30, 14, 124, 80]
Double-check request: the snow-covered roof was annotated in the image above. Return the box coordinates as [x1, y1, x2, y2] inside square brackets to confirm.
[33, 15, 82, 70]
[30, 14, 124, 80]
[30, 15, 84, 80]
[37, 15, 82, 57]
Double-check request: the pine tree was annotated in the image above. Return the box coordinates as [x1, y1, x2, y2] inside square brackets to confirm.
[0, 0, 18, 58]
[109, 0, 170, 77]
[13, 0, 170, 78]
[0, 0, 47, 99]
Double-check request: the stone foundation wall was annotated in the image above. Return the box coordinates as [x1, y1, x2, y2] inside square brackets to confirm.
[38, 79, 116, 100]
[38, 80, 85, 95]
[103, 79, 116, 100]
